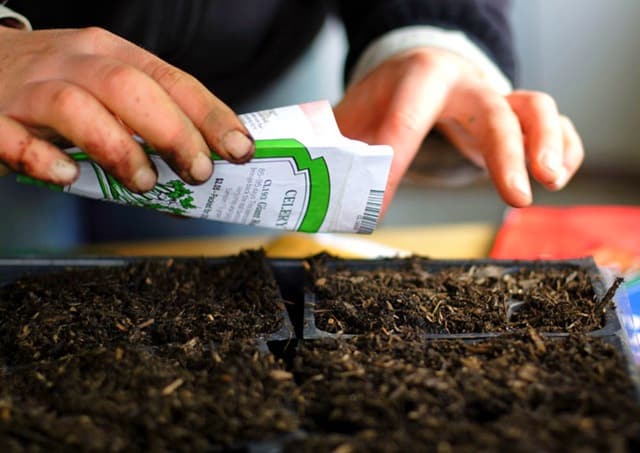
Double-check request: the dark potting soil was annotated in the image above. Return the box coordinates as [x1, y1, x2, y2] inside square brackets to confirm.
[309, 256, 608, 335]
[287, 331, 640, 452]
[0, 339, 299, 452]
[0, 251, 285, 366]
[1, 252, 636, 452]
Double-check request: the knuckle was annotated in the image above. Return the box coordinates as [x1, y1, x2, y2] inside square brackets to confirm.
[51, 85, 87, 114]
[539, 125, 561, 142]
[154, 123, 189, 150]
[479, 94, 509, 116]
[483, 118, 504, 143]
[17, 142, 42, 174]
[482, 109, 521, 149]
[528, 92, 557, 114]
[0, 117, 49, 174]
[403, 50, 457, 81]
[483, 102, 513, 133]
[385, 109, 421, 136]
[101, 63, 140, 93]
[147, 63, 189, 94]
[97, 143, 136, 176]
[10, 135, 37, 173]
[403, 50, 439, 72]
[76, 26, 116, 51]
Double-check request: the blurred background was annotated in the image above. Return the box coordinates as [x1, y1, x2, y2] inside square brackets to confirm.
[2, 0, 639, 252]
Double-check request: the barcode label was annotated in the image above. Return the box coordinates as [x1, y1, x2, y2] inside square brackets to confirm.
[357, 189, 384, 234]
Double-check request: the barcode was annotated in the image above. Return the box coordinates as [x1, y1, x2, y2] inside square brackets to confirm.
[357, 189, 384, 234]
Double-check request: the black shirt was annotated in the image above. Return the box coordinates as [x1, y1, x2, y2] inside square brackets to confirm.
[10, 0, 515, 105]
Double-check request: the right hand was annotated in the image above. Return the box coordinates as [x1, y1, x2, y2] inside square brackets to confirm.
[335, 48, 583, 213]
[0, 26, 255, 192]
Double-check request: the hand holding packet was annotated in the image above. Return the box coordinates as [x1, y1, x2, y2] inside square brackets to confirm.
[18, 101, 393, 234]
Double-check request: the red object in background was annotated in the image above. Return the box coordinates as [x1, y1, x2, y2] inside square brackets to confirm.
[490, 206, 640, 274]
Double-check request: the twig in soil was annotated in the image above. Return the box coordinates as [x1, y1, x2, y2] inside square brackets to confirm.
[137, 319, 155, 329]
[161, 378, 184, 396]
[594, 277, 624, 314]
[527, 327, 547, 353]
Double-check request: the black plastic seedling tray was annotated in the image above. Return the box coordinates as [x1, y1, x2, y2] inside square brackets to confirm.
[1, 254, 639, 451]
[281, 332, 640, 451]
[302, 256, 626, 341]
[0, 256, 295, 356]
[0, 257, 296, 452]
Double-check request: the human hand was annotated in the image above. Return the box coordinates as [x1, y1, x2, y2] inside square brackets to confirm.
[0, 26, 255, 192]
[334, 48, 584, 214]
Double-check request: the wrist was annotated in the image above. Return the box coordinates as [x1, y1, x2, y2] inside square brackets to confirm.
[351, 26, 512, 95]
[398, 47, 486, 85]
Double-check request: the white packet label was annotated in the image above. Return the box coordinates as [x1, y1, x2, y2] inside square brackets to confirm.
[18, 101, 393, 234]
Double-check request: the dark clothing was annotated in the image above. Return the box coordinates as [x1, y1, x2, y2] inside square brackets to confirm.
[338, 0, 515, 84]
[10, 0, 515, 106]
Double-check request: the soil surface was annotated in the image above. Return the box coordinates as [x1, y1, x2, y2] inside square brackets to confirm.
[0, 251, 285, 366]
[288, 331, 640, 452]
[0, 339, 299, 452]
[1, 253, 637, 451]
[309, 256, 608, 335]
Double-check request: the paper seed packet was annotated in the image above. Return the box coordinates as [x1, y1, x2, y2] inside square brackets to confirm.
[18, 101, 393, 234]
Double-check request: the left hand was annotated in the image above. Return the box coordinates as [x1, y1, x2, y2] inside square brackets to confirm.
[334, 48, 584, 215]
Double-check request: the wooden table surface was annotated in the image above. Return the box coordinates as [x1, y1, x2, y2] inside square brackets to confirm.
[83, 223, 496, 259]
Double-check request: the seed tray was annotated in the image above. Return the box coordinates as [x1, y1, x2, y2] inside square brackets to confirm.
[0, 255, 294, 369]
[275, 331, 640, 451]
[1, 254, 639, 451]
[0, 338, 301, 452]
[302, 256, 627, 341]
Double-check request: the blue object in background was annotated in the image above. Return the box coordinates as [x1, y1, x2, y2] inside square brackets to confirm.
[627, 275, 640, 319]
[624, 276, 640, 364]
[627, 277, 640, 318]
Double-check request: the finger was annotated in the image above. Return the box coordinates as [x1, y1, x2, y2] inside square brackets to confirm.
[336, 51, 455, 214]
[556, 115, 584, 189]
[144, 61, 256, 164]
[481, 100, 532, 207]
[8, 80, 156, 193]
[445, 88, 531, 207]
[507, 91, 565, 189]
[62, 54, 213, 184]
[79, 27, 255, 163]
[0, 114, 78, 185]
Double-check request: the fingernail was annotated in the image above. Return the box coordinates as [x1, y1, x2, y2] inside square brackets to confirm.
[0, 163, 10, 177]
[509, 172, 532, 200]
[51, 159, 78, 183]
[190, 153, 213, 182]
[133, 166, 156, 192]
[222, 130, 254, 161]
[550, 167, 569, 191]
[539, 149, 563, 175]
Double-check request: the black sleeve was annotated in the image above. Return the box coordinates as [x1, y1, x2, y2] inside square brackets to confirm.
[336, 0, 516, 84]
